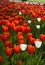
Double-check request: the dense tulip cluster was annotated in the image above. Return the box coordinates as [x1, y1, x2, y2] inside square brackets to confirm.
[0, 2, 45, 64]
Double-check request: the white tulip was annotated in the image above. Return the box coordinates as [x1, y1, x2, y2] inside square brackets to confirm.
[20, 44, 27, 51]
[37, 18, 41, 22]
[36, 25, 40, 29]
[28, 20, 31, 24]
[30, 2, 33, 4]
[33, 2, 37, 4]
[19, 11, 22, 15]
[35, 41, 42, 48]
[26, 2, 29, 4]
[9, 0, 13, 2]
[40, 3, 43, 5]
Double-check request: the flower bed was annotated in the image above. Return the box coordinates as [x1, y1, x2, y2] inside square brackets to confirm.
[0, 2, 45, 65]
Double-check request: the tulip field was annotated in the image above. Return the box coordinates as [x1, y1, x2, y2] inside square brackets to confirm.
[0, 2, 45, 65]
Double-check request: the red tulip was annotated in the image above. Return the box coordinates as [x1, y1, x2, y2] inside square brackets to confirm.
[18, 40, 24, 45]
[13, 45, 20, 53]
[0, 56, 3, 63]
[40, 34, 45, 41]
[29, 37, 35, 44]
[4, 41, 12, 47]
[27, 45, 35, 54]
[5, 47, 12, 56]
[2, 25, 8, 32]
[27, 33, 32, 39]
[26, 26, 31, 32]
